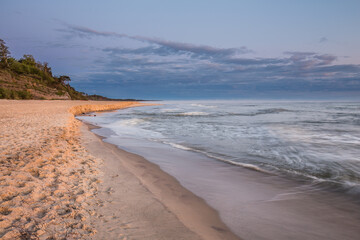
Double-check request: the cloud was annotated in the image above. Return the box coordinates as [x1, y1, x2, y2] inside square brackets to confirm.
[220, 57, 285, 66]
[59, 24, 253, 58]
[96, 46, 359, 95]
[58, 24, 360, 99]
[103, 46, 180, 57]
[314, 54, 337, 65]
[58, 24, 129, 39]
[284, 52, 337, 69]
[319, 37, 328, 43]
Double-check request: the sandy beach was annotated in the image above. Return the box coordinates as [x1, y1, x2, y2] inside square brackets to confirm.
[0, 100, 238, 240]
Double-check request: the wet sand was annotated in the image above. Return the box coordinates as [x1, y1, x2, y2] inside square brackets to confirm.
[82, 123, 239, 240]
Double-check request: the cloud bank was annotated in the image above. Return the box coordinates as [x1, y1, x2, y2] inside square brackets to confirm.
[58, 24, 360, 99]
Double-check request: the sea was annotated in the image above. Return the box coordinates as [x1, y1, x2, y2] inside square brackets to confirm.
[78, 100, 360, 240]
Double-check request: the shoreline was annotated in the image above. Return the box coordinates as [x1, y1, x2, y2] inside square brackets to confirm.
[81, 122, 239, 240]
[4, 100, 359, 239]
[82, 102, 360, 240]
[0, 100, 238, 240]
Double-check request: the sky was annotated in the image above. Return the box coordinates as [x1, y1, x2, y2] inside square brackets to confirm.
[1, 0, 360, 100]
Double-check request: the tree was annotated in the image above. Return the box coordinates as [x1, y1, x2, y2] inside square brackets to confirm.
[0, 38, 10, 67]
[19, 54, 36, 66]
[43, 62, 52, 76]
[59, 75, 71, 84]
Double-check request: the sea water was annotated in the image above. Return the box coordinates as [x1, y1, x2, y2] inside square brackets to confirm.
[79, 100, 360, 194]
[78, 101, 360, 239]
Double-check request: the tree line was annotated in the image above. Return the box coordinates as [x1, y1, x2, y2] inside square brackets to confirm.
[0, 38, 72, 86]
[0, 38, 91, 100]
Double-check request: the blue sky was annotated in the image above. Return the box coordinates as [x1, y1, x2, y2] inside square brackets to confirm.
[1, 0, 360, 99]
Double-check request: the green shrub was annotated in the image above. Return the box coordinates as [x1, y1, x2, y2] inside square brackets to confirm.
[9, 61, 27, 74]
[0, 87, 32, 99]
[17, 90, 32, 99]
[0, 87, 10, 98]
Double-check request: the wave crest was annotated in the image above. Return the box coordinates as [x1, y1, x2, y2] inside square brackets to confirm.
[118, 118, 145, 126]
[177, 112, 209, 116]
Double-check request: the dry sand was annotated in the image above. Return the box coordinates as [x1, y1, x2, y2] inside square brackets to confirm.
[0, 100, 239, 240]
[0, 100, 145, 239]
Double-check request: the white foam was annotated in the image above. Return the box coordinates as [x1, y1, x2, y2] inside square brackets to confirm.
[205, 154, 271, 174]
[161, 108, 181, 112]
[166, 142, 193, 151]
[161, 140, 270, 174]
[190, 104, 217, 108]
[178, 112, 209, 116]
[106, 118, 163, 139]
[117, 118, 145, 126]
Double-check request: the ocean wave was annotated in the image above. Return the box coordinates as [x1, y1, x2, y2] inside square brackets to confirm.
[214, 158, 272, 174]
[190, 104, 217, 108]
[177, 112, 209, 116]
[164, 142, 193, 151]
[160, 140, 271, 174]
[218, 108, 293, 117]
[130, 109, 291, 118]
[255, 108, 292, 115]
[161, 108, 181, 113]
[117, 118, 146, 126]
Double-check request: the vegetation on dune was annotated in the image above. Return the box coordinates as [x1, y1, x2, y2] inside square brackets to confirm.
[0, 39, 10, 68]
[0, 38, 89, 100]
[0, 87, 33, 99]
[0, 38, 147, 101]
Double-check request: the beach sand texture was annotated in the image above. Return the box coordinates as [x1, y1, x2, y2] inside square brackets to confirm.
[0, 100, 146, 239]
[0, 100, 238, 240]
